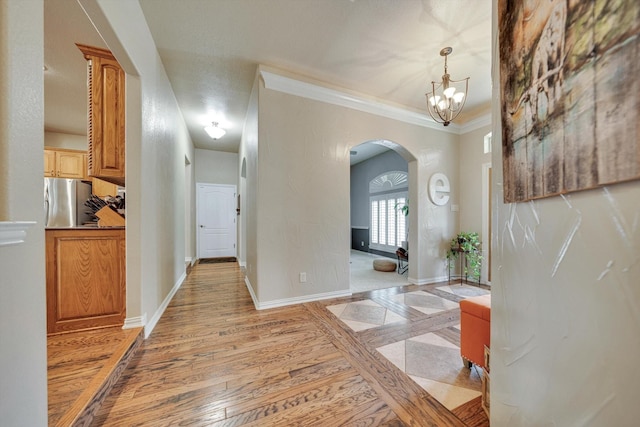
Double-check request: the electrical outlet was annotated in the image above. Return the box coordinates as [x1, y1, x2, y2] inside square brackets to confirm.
[299, 272, 307, 283]
[361, 241, 365, 246]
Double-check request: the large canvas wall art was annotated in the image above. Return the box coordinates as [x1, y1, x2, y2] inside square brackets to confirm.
[498, 0, 640, 203]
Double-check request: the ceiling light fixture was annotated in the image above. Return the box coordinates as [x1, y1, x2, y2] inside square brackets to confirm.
[425, 47, 469, 126]
[204, 122, 226, 139]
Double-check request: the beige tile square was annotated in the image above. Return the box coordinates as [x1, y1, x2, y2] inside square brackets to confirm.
[376, 340, 405, 372]
[377, 331, 482, 412]
[391, 291, 458, 314]
[436, 284, 490, 298]
[409, 375, 481, 411]
[327, 299, 407, 331]
[409, 332, 458, 349]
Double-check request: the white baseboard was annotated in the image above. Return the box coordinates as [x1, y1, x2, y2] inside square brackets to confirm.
[123, 313, 147, 329]
[238, 260, 246, 267]
[185, 257, 195, 266]
[257, 290, 352, 310]
[244, 276, 351, 310]
[144, 271, 186, 338]
[408, 275, 449, 285]
[244, 276, 258, 307]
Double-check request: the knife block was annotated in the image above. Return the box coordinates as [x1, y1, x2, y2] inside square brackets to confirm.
[95, 206, 125, 227]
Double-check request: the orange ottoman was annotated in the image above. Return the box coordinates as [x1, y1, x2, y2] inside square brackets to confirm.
[459, 294, 491, 369]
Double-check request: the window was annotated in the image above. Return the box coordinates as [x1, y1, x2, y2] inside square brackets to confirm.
[370, 193, 407, 252]
[369, 171, 408, 253]
[483, 132, 492, 154]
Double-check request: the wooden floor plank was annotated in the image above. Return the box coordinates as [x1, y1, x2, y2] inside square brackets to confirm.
[47, 326, 142, 426]
[87, 263, 487, 426]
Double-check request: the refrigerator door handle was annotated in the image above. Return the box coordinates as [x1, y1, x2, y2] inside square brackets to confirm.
[44, 182, 50, 226]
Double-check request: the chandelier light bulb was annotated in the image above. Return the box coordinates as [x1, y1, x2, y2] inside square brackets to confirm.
[443, 87, 456, 98]
[453, 92, 465, 103]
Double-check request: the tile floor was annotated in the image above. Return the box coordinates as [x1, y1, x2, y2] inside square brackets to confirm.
[325, 299, 407, 331]
[377, 332, 483, 410]
[326, 285, 488, 411]
[389, 290, 459, 315]
[436, 284, 490, 298]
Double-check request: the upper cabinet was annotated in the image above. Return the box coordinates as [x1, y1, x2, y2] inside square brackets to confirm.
[44, 148, 86, 179]
[76, 44, 125, 186]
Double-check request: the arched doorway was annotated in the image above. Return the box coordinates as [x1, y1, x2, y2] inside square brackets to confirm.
[349, 139, 414, 292]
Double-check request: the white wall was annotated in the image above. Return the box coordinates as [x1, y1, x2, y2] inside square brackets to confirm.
[253, 71, 459, 306]
[0, 0, 48, 425]
[194, 148, 238, 186]
[459, 125, 491, 235]
[184, 155, 195, 263]
[81, 0, 195, 336]
[44, 131, 87, 150]
[239, 72, 259, 296]
[459, 124, 492, 282]
[490, 2, 640, 425]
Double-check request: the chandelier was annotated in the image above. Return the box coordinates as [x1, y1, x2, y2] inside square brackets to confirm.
[425, 47, 469, 126]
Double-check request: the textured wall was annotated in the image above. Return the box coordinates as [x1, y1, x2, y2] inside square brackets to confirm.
[194, 149, 239, 186]
[459, 125, 492, 282]
[459, 125, 491, 235]
[254, 76, 459, 304]
[44, 131, 88, 150]
[240, 72, 259, 296]
[490, 1, 640, 424]
[0, 0, 48, 425]
[411, 133, 460, 283]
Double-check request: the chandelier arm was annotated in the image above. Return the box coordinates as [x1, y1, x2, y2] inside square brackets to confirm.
[426, 97, 450, 123]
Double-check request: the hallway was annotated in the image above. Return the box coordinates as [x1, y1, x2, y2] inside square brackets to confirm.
[92, 262, 488, 426]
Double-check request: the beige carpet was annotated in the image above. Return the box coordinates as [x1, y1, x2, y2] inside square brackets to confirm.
[349, 249, 409, 293]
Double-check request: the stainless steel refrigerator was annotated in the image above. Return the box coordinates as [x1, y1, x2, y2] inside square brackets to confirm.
[44, 178, 92, 227]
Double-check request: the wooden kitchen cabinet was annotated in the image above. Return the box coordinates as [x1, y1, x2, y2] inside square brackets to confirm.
[44, 149, 56, 177]
[44, 148, 86, 179]
[76, 44, 126, 186]
[46, 228, 126, 335]
[92, 177, 119, 198]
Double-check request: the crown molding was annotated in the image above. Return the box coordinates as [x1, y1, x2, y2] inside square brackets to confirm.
[0, 221, 36, 247]
[260, 69, 463, 134]
[458, 114, 492, 134]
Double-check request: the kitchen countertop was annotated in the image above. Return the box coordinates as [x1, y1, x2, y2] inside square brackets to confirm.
[45, 226, 126, 230]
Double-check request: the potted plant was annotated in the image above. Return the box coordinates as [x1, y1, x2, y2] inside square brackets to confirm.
[395, 199, 409, 250]
[446, 231, 482, 282]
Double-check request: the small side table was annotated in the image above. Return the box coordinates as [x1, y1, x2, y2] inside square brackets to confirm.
[448, 247, 468, 284]
[481, 345, 490, 417]
[396, 248, 408, 275]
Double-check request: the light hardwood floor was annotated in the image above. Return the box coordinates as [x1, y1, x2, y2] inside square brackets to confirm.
[90, 262, 488, 426]
[48, 326, 142, 426]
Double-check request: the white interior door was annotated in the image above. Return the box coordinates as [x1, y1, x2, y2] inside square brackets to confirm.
[197, 183, 237, 259]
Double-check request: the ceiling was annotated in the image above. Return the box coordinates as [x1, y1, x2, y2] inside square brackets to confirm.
[44, 0, 492, 163]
